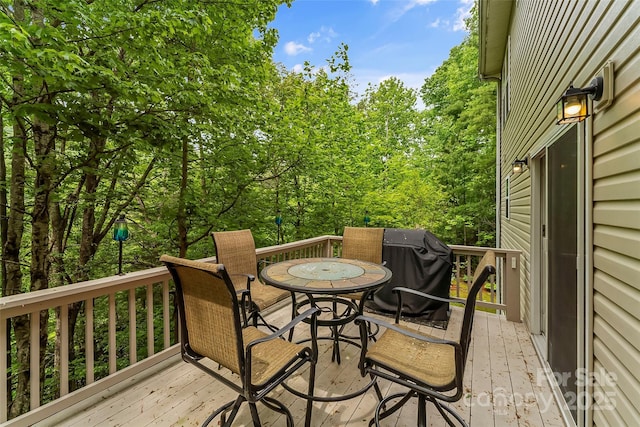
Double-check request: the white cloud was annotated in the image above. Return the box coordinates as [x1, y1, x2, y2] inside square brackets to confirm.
[369, 0, 379, 5]
[453, 0, 474, 31]
[307, 26, 337, 44]
[389, 0, 438, 23]
[292, 63, 305, 73]
[308, 31, 321, 43]
[284, 41, 312, 56]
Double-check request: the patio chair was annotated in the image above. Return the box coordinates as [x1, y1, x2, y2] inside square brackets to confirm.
[338, 226, 385, 339]
[212, 229, 290, 331]
[355, 250, 496, 427]
[160, 255, 318, 427]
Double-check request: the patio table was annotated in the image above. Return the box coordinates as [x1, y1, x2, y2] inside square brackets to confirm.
[260, 257, 392, 402]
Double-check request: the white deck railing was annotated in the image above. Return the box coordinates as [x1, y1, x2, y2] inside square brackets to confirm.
[0, 235, 520, 425]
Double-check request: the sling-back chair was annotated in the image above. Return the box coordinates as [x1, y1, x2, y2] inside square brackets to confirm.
[356, 250, 497, 426]
[338, 226, 385, 339]
[161, 255, 318, 427]
[212, 229, 290, 331]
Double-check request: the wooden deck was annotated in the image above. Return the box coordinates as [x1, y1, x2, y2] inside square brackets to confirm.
[40, 304, 567, 427]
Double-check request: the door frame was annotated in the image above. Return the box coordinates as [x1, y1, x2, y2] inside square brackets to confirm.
[529, 123, 588, 427]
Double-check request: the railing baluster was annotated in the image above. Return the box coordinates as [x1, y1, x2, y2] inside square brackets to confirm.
[129, 288, 136, 364]
[109, 293, 116, 374]
[455, 255, 461, 298]
[466, 256, 472, 294]
[147, 284, 154, 357]
[163, 280, 171, 348]
[60, 304, 69, 396]
[1, 316, 7, 422]
[85, 298, 94, 385]
[30, 310, 40, 410]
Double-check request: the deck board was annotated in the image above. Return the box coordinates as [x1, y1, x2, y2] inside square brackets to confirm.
[44, 304, 565, 427]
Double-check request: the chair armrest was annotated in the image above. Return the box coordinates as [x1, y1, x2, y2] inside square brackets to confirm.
[355, 315, 457, 346]
[246, 307, 320, 349]
[391, 287, 457, 323]
[258, 259, 273, 267]
[392, 286, 460, 304]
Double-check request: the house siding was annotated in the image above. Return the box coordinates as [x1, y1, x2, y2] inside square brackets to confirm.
[486, 0, 640, 425]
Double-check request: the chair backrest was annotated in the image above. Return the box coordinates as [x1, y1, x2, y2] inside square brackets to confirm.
[160, 255, 244, 376]
[459, 250, 496, 362]
[212, 229, 258, 291]
[342, 227, 384, 264]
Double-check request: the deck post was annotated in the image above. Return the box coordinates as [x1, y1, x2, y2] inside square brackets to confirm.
[505, 252, 521, 322]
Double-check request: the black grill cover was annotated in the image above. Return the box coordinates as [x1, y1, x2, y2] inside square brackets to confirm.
[368, 228, 453, 320]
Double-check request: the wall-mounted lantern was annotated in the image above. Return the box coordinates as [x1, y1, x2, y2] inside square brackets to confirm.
[512, 157, 529, 174]
[556, 77, 604, 124]
[364, 210, 371, 227]
[113, 214, 129, 275]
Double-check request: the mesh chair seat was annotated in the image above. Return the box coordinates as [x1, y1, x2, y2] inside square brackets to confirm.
[248, 281, 290, 311]
[366, 325, 456, 389]
[242, 326, 307, 386]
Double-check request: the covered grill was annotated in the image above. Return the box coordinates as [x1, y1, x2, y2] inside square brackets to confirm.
[367, 228, 453, 320]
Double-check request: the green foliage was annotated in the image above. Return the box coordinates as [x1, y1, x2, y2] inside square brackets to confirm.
[419, 6, 496, 245]
[1, 2, 496, 417]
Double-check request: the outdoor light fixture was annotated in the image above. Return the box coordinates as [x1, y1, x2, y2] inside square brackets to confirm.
[275, 210, 282, 245]
[512, 157, 528, 174]
[556, 76, 604, 124]
[113, 214, 129, 275]
[364, 210, 371, 227]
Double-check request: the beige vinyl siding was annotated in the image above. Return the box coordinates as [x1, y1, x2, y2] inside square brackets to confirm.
[590, 2, 640, 425]
[495, 0, 640, 425]
[502, 173, 531, 325]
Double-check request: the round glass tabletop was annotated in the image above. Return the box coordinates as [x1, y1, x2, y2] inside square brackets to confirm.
[260, 257, 392, 294]
[288, 261, 365, 281]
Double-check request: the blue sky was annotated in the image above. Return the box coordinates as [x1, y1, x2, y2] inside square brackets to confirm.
[270, 0, 473, 98]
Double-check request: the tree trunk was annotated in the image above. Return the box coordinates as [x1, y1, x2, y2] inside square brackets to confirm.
[0, 98, 10, 415]
[6, 84, 28, 421]
[64, 135, 105, 393]
[31, 114, 54, 397]
[177, 136, 189, 257]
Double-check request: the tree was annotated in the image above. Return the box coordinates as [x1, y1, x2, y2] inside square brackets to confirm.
[419, 5, 496, 245]
[0, 0, 292, 414]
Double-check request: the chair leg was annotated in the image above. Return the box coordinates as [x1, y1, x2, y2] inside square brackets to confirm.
[305, 361, 317, 427]
[337, 299, 379, 341]
[288, 293, 298, 342]
[371, 374, 384, 403]
[371, 391, 415, 426]
[255, 311, 279, 332]
[202, 395, 243, 427]
[417, 394, 427, 427]
[430, 397, 468, 427]
[246, 304, 279, 333]
[248, 402, 262, 427]
[261, 397, 294, 426]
